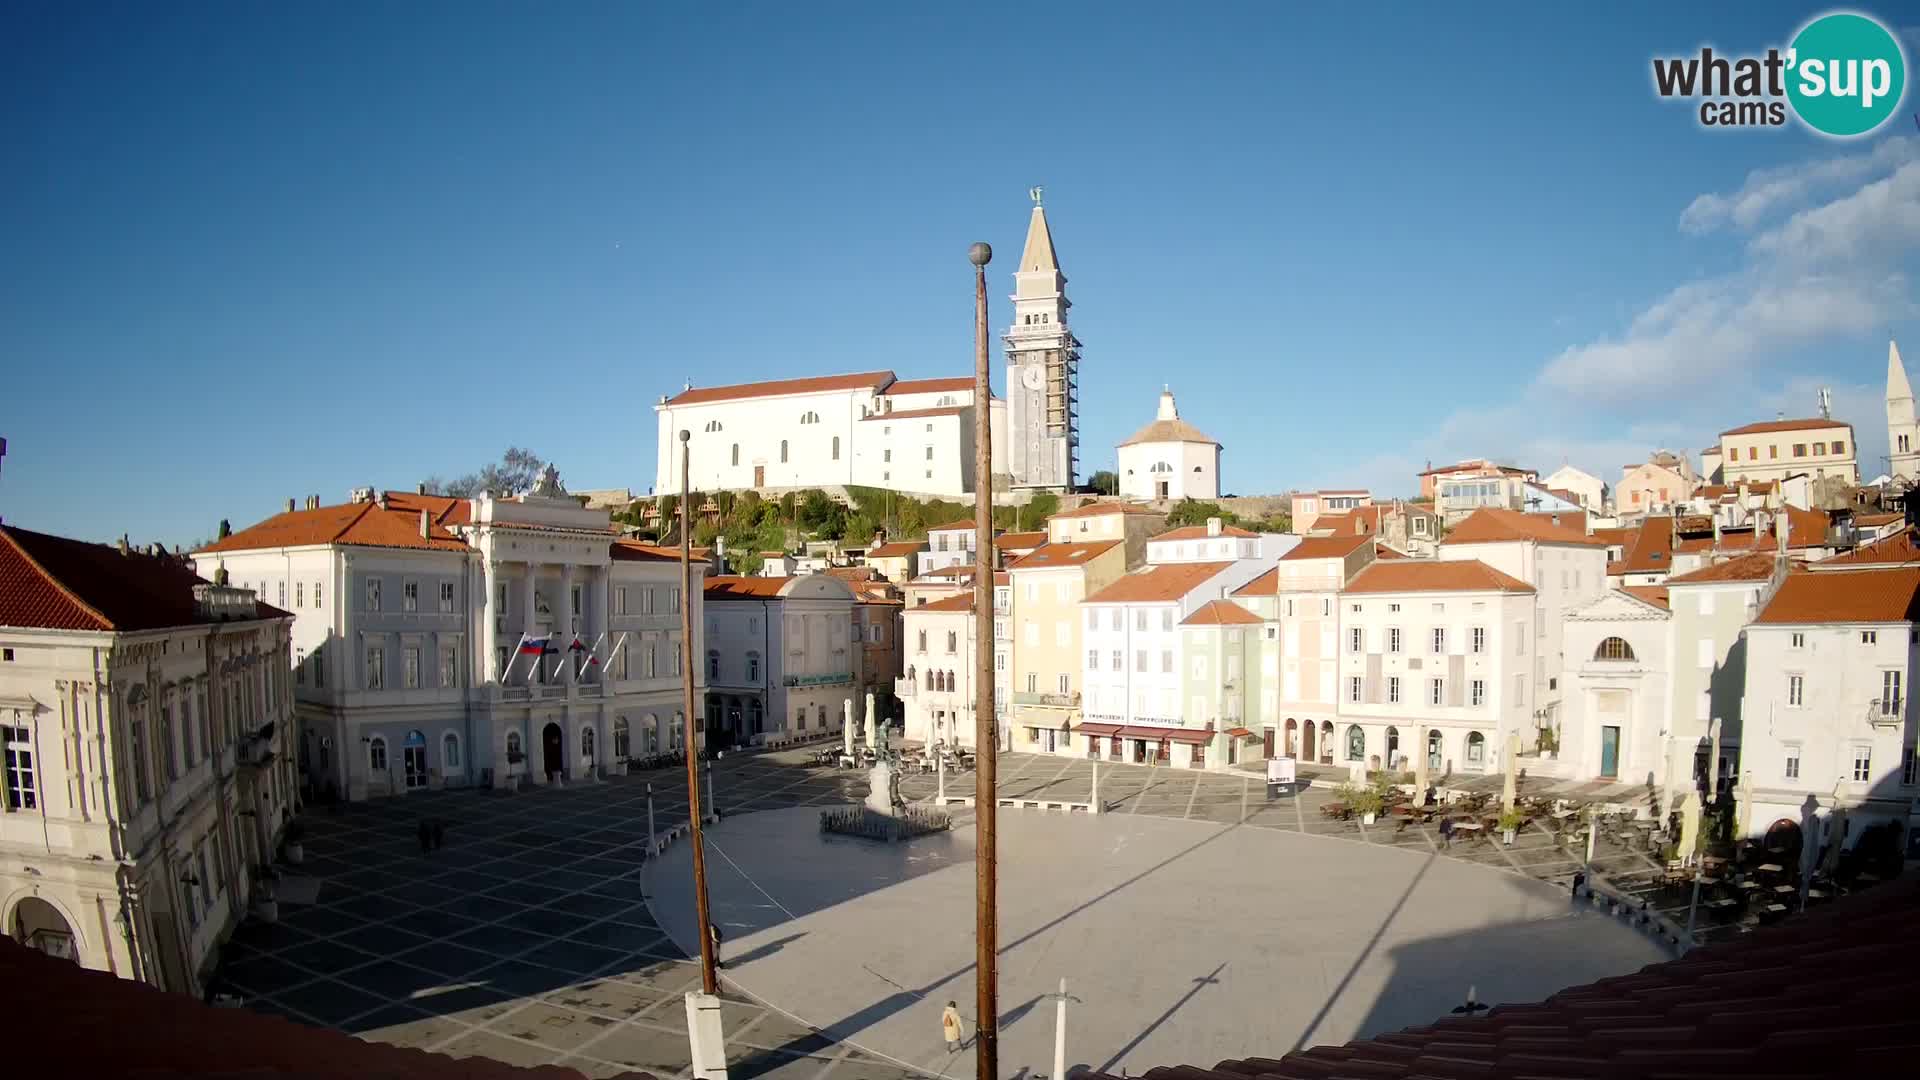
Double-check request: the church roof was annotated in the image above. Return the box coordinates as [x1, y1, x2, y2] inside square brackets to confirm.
[663, 370, 894, 407]
[1889, 338, 1912, 402]
[1118, 415, 1220, 447]
[1019, 205, 1059, 273]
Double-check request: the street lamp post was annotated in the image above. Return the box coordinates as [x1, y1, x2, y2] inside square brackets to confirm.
[969, 239, 999, 1080]
[678, 430, 719, 996]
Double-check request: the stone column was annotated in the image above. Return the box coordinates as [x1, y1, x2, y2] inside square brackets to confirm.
[521, 562, 539, 686]
[485, 559, 505, 683]
[559, 564, 577, 685]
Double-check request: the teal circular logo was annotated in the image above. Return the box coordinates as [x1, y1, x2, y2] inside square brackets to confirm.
[1786, 12, 1906, 136]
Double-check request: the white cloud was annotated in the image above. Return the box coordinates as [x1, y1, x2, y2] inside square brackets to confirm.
[1751, 160, 1920, 264]
[1678, 135, 1916, 235]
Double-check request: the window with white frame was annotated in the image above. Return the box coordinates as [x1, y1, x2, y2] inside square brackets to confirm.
[1388, 676, 1401, 704]
[1087, 649, 1099, 670]
[440, 644, 458, 688]
[1471, 626, 1486, 654]
[366, 648, 384, 690]
[367, 577, 382, 611]
[1882, 670, 1902, 715]
[615, 587, 628, 615]
[440, 582, 455, 612]
[1787, 673, 1804, 707]
[1388, 628, 1402, 653]
[1470, 679, 1485, 706]
[1349, 627, 1363, 653]
[1783, 745, 1800, 780]
[1852, 745, 1871, 782]
[1429, 678, 1444, 706]
[3, 724, 36, 810]
[1161, 609, 1173, 631]
[1135, 610, 1148, 631]
[1161, 650, 1173, 673]
[403, 580, 418, 612]
[403, 646, 420, 689]
[444, 732, 462, 769]
[1431, 627, 1446, 654]
[277, 580, 286, 606]
[369, 736, 387, 772]
[315, 582, 324, 607]
[1790, 631, 1804, 648]
[745, 652, 760, 682]
[295, 582, 303, 607]
[1348, 676, 1363, 703]
[1057, 673, 1070, 694]
[1514, 622, 1525, 655]
[1862, 630, 1878, 645]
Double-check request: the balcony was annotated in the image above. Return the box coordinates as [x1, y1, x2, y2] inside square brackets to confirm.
[1012, 690, 1080, 708]
[1867, 698, 1903, 727]
[1006, 321, 1068, 339]
[895, 678, 917, 698]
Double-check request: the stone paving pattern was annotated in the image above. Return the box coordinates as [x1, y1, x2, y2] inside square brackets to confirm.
[216, 745, 1675, 1079]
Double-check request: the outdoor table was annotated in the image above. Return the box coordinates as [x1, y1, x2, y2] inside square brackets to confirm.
[1772, 884, 1796, 895]
[1552, 808, 1577, 819]
[1737, 880, 1760, 890]
[1756, 863, 1783, 874]
[1706, 897, 1737, 909]
[1807, 888, 1830, 900]
[1695, 875, 1722, 886]
[1453, 822, 1484, 837]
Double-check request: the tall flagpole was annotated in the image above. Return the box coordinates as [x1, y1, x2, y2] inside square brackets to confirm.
[678, 429, 719, 996]
[968, 239, 999, 1080]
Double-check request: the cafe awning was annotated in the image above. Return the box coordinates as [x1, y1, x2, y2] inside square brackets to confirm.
[1118, 725, 1215, 746]
[1077, 722, 1123, 737]
[1227, 727, 1255, 739]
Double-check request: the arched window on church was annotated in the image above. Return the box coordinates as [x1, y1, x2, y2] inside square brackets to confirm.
[705, 420, 722, 432]
[731, 444, 740, 466]
[780, 440, 789, 463]
[832, 436, 840, 460]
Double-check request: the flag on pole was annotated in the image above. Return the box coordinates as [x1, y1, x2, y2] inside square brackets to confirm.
[580, 633, 608, 667]
[518, 634, 552, 656]
[568, 636, 588, 653]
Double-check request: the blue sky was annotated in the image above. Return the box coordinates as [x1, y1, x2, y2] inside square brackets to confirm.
[2, 2, 1917, 546]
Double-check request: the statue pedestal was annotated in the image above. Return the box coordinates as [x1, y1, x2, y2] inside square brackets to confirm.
[864, 760, 901, 816]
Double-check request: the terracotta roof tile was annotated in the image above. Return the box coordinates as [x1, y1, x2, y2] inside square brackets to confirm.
[1621, 585, 1670, 610]
[2, 526, 284, 632]
[704, 575, 790, 599]
[1616, 516, 1676, 574]
[1181, 599, 1262, 626]
[913, 593, 975, 613]
[1441, 508, 1606, 548]
[866, 541, 928, 558]
[1754, 566, 1920, 624]
[883, 376, 976, 395]
[1084, 562, 1235, 604]
[1720, 417, 1852, 436]
[610, 539, 712, 562]
[1664, 551, 1780, 585]
[1278, 534, 1374, 561]
[927, 519, 980, 532]
[1117, 415, 1219, 447]
[1814, 525, 1920, 568]
[1345, 559, 1535, 594]
[993, 530, 1047, 549]
[1231, 568, 1279, 596]
[1150, 524, 1258, 541]
[197, 498, 470, 554]
[858, 405, 969, 421]
[1373, 543, 1408, 560]
[1008, 539, 1122, 569]
[1, 936, 656, 1079]
[1048, 501, 1164, 520]
[664, 369, 893, 406]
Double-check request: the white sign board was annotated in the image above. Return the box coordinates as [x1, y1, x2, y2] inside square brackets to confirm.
[1267, 756, 1297, 785]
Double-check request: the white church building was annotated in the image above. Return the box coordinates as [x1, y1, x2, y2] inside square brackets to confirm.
[1117, 389, 1221, 502]
[653, 195, 1087, 498]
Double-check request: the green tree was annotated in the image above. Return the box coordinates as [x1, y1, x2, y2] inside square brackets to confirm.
[422, 447, 546, 498]
[1088, 470, 1118, 495]
[1164, 498, 1239, 528]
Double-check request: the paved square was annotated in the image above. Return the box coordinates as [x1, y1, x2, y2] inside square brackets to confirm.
[216, 746, 1685, 1079]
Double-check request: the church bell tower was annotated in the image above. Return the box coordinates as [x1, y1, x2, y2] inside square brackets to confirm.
[1888, 338, 1918, 484]
[1004, 189, 1080, 492]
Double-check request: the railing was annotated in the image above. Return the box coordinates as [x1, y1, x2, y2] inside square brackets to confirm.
[1868, 698, 1903, 726]
[1006, 322, 1068, 338]
[895, 678, 917, 698]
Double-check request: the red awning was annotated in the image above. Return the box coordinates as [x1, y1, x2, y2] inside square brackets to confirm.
[1118, 725, 1215, 746]
[1227, 727, 1254, 739]
[1077, 722, 1123, 737]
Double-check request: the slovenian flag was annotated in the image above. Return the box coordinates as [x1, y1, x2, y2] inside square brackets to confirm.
[518, 635, 551, 656]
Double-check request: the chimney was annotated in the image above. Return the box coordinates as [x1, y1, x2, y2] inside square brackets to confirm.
[1206, 516, 1222, 536]
[285, 497, 296, 512]
[117, 534, 130, 555]
[1776, 507, 1788, 556]
[420, 509, 430, 539]
[377, 491, 390, 511]
[417, 482, 427, 495]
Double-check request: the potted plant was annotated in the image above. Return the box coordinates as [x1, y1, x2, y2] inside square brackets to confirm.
[252, 864, 281, 922]
[282, 821, 306, 866]
[1339, 775, 1389, 825]
[1497, 808, 1527, 845]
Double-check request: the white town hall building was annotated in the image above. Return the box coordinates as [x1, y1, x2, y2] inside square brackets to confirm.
[653, 196, 1087, 498]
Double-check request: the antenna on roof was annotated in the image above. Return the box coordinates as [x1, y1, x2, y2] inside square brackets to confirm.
[1818, 387, 1832, 419]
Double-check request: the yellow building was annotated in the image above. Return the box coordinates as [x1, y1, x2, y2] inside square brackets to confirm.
[1005, 539, 1128, 753]
[1717, 418, 1857, 486]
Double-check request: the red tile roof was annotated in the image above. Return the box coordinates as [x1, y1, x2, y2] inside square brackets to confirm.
[1008, 539, 1122, 569]
[1181, 599, 1262, 626]
[1150, 524, 1258, 541]
[914, 593, 975, 613]
[0, 936, 655, 1079]
[197, 497, 471, 554]
[883, 376, 975, 395]
[1346, 559, 1535, 594]
[1418, 459, 1531, 476]
[1665, 551, 1781, 585]
[1080, 877, 1920, 1080]
[1813, 525, 1920, 568]
[663, 369, 892, 406]
[1084, 562, 1235, 604]
[1616, 516, 1676, 574]
[993, 530, 1047, 549]
[1754, 566, 1920, 624]
[1373, 543, 1409, 560]
[1720, 416, 1852, 436]
[703, 575, 791, 599]
[1621, 585, 1671, 610]
[1441, 508, 1607, 547]
[866, 540, 928, 559]
[2, 526, 286, 632]
[1048, 501, 1164, 520]
[858, 405, 969, 421]
[1231, 568, 1280, 596]
[927, 518, 979, 532]
[1278, 534, 1374, 561]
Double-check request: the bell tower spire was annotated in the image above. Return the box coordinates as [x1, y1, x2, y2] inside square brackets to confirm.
[1003, 190, 1080, 492]
[1888, 337, 1919, 482]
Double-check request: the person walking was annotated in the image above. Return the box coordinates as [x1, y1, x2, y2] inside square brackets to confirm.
[941, 1000, 964, 1053]
[708, 922, 724, 970]
[1438, 816, 1455, 848]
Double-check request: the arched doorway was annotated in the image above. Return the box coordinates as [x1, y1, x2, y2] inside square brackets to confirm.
[1301, 720, 1315, 761]
[541, 723, 562, 779]
[1386, 726, 1400, 769]
[1284, 719, 1299, 757]
[10, 896, 78, 962]
[1764, 818, 1804, 862]
[402, 729, 428, 790]
[1320, 722, 1335, 764]
[1426, 729, 1443, 772]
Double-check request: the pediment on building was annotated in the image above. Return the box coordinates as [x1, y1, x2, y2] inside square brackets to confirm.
[1567, 589, 1670, 622]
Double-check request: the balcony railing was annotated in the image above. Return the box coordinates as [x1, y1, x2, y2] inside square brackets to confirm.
[1006, 321, 1068, 338]
[894, 678, 916, 698]
[1868, 698, 1903, 726]
[1011, 690, 1080, 708]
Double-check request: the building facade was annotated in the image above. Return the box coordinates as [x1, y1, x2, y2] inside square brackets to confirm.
[1290, 490, 1371, 535]
[1231, 534, 1376, 761]
[1116, 389, 1220, 503]
[703, 574, 858, 743]
[193, 475, 707, 800]
[1543, 464, 1609, 513]
[1717, 418, 1858, 486]
[3, 526, 295, 996]
[899, 594, 978, 748]
[1007, 540, 1128, 754]
[1887, 339, 1918, 484]
[1559, 588, 1672, 785]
